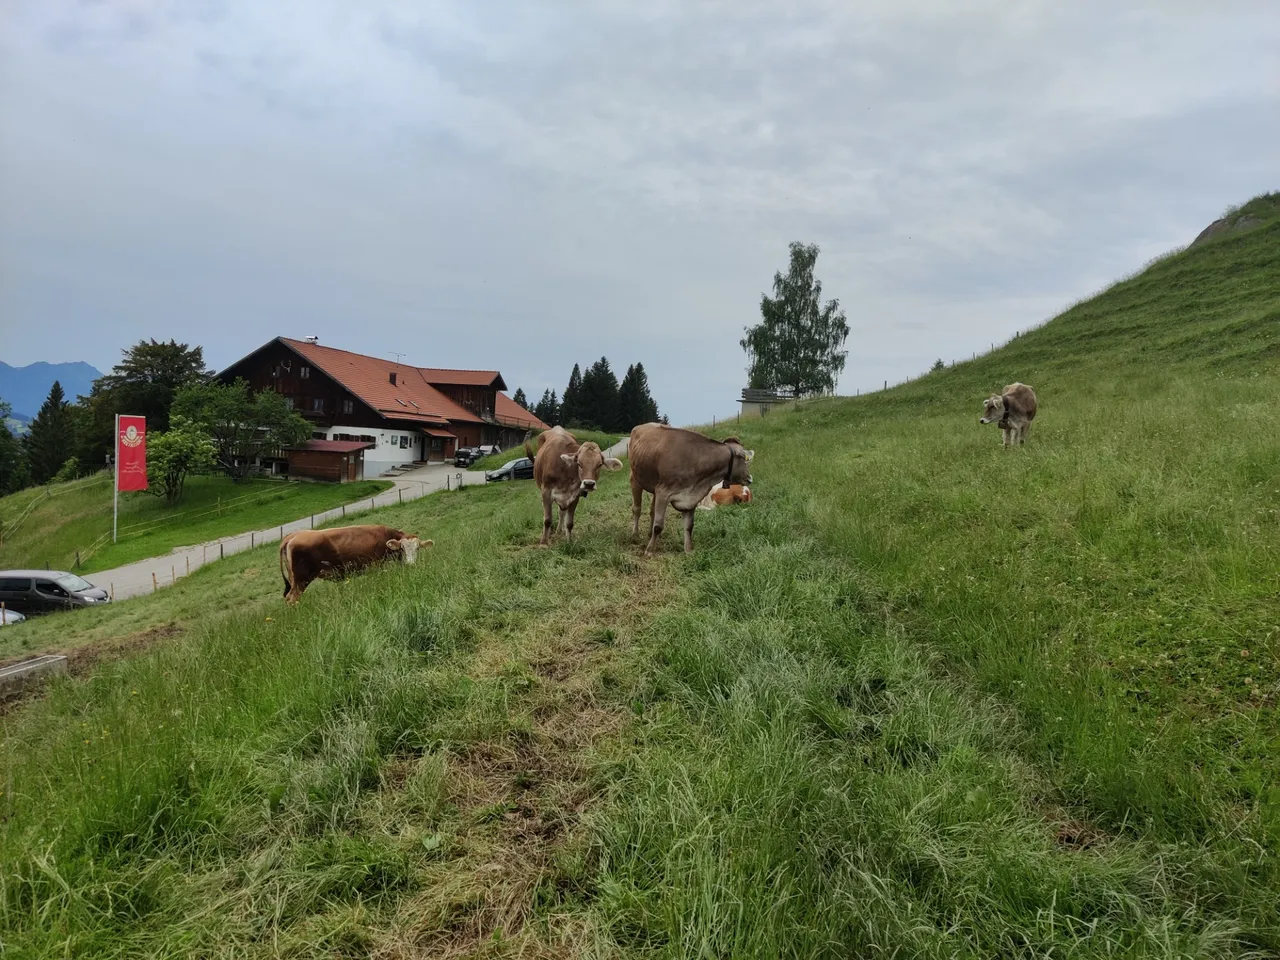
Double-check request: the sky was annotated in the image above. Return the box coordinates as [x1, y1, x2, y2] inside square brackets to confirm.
[1, 1, 1276, 426]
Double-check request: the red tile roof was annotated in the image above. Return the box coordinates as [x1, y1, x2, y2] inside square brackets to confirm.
[279, 338, 483, 424]
[495, 392, 549, 430]
[290, 440, 374, 453]
[416, 368, 505, 388]
[423, 427, 457, 439]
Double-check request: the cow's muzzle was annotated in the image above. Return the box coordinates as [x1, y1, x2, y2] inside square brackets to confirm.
[581, 480, 597, 492]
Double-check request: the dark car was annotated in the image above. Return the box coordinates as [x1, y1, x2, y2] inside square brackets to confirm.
[454, 447, 479, 467]
[485, 457, 534, 482]
[0, 571, 111, 615]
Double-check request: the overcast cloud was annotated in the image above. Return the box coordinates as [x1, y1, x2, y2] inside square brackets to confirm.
[1, 1, 1276, 425]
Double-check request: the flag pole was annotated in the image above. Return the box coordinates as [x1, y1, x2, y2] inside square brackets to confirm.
[113, 413, 119, 543]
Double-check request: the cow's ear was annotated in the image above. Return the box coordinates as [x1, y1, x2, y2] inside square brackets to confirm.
[743, 449, 755, 462]
[386, 539, 402, 551]
[560, 453, 577, 467]
[603, 457, 623, 471]
[424, 539, 434, 547]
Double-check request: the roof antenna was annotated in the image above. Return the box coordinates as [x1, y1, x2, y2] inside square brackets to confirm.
[304, 335, 319, 344]
[391, 351, 405, 366]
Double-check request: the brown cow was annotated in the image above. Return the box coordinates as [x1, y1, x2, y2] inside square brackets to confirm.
[528, 426, 623, 545]
[628, 422, 754, 555]
[279, 523, 430, 604]
[979, 382, 1038, 447]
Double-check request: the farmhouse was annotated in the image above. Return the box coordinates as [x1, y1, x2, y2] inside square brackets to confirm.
[218, 337, 548, 477]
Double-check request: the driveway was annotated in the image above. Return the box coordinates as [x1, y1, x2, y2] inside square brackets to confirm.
[87, 463, 488, 602]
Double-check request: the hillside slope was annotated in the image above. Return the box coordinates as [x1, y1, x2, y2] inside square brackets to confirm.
[0, 196, 1277, 957]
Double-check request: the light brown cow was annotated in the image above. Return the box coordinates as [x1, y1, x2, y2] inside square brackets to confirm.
[628, 422, 754, 555]
[980, 382, 1038, 447]
[528, 426, 623, 545]
[279, 523, 430, 604]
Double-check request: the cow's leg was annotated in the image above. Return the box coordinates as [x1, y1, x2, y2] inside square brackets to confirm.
[681, 508, 696, 553]
[564, 501, 577, 542]
[1020, 421, 1031, 445]
[630, 477, 643, 538]
[556, 504, 566, 535]
[1001, 426, 1012, 448]
[645, 492, 670, 556]
[540, 488, 554, 545]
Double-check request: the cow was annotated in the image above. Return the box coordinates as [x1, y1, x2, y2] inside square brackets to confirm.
[628, 422, 754, 555]
[697, 482, 753, 510]
[279, 523, 430, 604]
[527, 426, 623, 546]
[980, 382, 1038, 447]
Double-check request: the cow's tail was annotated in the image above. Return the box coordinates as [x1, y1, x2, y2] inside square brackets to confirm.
[524, 438, 537, 461]
[279, 536, 293, 598]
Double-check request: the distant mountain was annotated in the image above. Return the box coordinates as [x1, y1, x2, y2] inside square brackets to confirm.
[0, 360, 104, 420]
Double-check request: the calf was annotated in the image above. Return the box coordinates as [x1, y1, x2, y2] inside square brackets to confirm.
[697, 482, 753, 510]
[279, 523, 430, 604]
[628, 422, 754, 555]
[528, 426, 623, 545]
[980, 382, 1038, 447]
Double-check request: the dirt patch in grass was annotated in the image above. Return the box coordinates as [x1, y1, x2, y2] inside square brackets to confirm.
[0, 623, 183, 714]
[376, 560, 673, 959]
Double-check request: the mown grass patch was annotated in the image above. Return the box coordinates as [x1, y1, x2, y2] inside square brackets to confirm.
[0, 473, 392, 574]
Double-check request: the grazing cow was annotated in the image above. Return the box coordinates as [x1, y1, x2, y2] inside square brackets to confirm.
[697, 482, 753, 510]
[527, 426, 623, 545]
[628, 422, 754, 555]
[279, 523, 430, 604]
[980, 382, 1038, 447]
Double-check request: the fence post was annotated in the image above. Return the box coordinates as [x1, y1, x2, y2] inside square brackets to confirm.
[186, 556, 190, 576]
[171, 565, 175, 584]
[152, 572, 158, 592]
[371, 497, 375, 511]
[75, 550, 80, 569]
[398, 489, 403, 505]
[342, 504, 346, 518]
[280, 525, 283, 540]
[110, 583, 114, 601]
[203, 544, 207, 563]
[251, 532, 255, 548]
[220, 543, 224, 560]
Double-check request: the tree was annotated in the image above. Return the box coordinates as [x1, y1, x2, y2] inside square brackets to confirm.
[73, 339, 212, 469]
[577, 357, 621, 431]
[24, 381, 75, 484]
[0, 400, 29, 494]
[741, 241, 849, 398]
[146, 416, 215, 503]
[561, 364, 583, 426]
[931, 358, 945, 372]
[172, 379, 311, 481]
[512, 387, 528, 410]
[533, 389, 560, 426]
[617, 362, 660, 430]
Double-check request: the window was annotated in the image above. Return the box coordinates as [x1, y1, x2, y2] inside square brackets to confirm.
[399, 435, 408, 449]
[342, 399, 354, 414]
[0, 578, 31, 592]
[283, 397, 294, 410]
[35, 580, 69, 598]
[359, 435, 375, 443]
[55, 574, 93, 592]
[300, 366, 310, 379]
[312, 398, 325, 412]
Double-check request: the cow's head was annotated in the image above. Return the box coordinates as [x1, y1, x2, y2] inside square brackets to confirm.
[722, 438, 754, 487]
[560, 441, 623, 497]
[979, 395, 1006, 425]
[387, 536, 432, 564]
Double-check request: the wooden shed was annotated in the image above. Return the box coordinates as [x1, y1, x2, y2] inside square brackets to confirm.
[286, 439, 373, 482]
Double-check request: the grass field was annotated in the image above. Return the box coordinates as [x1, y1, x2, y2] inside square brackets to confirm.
[469, 428, 624, 473]
[0, 198, 1277, 957]
[0, 474, 392, 574]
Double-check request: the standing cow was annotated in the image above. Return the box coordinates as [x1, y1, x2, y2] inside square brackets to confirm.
[528, 426, 623, 545]
[979, 382, 1038, 447]
[279, 523, 430, 604]
[628, 422, 754, 555]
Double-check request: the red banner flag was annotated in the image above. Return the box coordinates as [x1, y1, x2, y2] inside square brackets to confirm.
[117, 415, 148, 492]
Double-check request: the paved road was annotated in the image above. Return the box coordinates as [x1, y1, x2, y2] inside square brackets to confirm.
[89, 464, 488, 602]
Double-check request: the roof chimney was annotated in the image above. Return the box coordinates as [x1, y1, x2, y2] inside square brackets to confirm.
[389, 371, 397, 386]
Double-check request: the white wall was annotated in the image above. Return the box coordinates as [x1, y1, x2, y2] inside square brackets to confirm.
[311, 424, 423, 476]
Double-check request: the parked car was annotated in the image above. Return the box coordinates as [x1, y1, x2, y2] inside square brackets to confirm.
[0, 571, 111, 615]
[454, 447, 479, 467]
[485, 457, 534, 482]
[0, 608, 26, 627]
